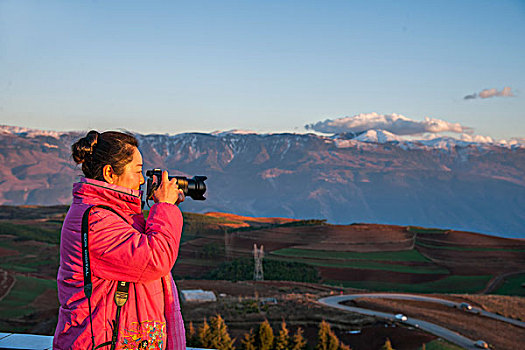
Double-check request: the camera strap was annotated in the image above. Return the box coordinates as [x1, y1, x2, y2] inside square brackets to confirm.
[81, 205, 130, 350]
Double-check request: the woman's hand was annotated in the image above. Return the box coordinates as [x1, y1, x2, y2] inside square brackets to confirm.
[152, 171, 185, 205]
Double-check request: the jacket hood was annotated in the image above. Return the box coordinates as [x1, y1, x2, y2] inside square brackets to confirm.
[72, 177, 143, 214]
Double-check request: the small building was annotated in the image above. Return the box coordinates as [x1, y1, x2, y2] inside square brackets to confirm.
[259, 297, 278, 306]
[181, 289, 217, 303]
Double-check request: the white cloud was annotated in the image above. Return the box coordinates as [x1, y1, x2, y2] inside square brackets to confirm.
[305, 112, 471, 135]
[460, 133, 494, 143]
[464, 86, 515, 100]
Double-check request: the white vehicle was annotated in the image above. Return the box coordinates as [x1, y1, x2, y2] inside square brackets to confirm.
[395, 313, 408, 321]
[474, 340, 489, 349]
[459, 302, 473, 311]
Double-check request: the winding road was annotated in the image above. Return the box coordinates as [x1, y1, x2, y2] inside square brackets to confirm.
[318, 293, 525, 350]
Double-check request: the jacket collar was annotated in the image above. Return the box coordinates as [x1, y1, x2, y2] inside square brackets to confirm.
[72, 177, 143, 214]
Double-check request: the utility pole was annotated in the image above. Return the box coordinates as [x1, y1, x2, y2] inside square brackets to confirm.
[253, 244, 264, 281]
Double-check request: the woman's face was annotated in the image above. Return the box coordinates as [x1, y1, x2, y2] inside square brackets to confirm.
[112, 147, 145, 191]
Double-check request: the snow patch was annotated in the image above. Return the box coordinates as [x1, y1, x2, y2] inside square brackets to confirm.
[1, 125, 62, 139]
[330, 129, 524, 150]
[212, 129, 259, 136]
[354, 129, 403, 143]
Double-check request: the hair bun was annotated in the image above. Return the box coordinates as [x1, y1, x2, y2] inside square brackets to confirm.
[72, 130, 100, 164]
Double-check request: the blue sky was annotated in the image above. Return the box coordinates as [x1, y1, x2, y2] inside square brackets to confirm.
[1, 0, 524, 140]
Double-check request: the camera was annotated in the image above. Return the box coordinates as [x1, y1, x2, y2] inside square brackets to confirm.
[145, 169, 207, 201]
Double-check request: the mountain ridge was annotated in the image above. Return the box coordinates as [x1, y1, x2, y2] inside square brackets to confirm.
[3, 124, 524, 150]
[1, 125, 524, 238]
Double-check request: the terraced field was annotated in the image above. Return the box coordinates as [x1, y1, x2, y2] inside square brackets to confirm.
[1, 205, 524, 339]
[493, 273, 525, 296]
[203, 221, 525, 295]
[271, 248, 431, 261]
[166, 212, 525, 295]
[324, 275, 493, 294]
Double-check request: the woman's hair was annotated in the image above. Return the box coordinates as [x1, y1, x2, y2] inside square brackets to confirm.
[71, 130, 139, 181]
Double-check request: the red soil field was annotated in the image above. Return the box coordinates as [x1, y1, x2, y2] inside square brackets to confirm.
[204, 212, 298, 228]
[419, 230, 525, 248]
[0, 246, 18, 257]
[228, 223, 414, 256]
[416, 232, 525, 276]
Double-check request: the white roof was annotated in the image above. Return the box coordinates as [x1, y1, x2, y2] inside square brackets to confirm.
[181, 289, 217, 302]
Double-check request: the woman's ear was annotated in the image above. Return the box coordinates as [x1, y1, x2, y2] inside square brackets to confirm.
[102, 164, 118, 184]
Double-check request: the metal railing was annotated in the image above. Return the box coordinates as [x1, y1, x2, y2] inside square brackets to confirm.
[0, 333, 52, 350]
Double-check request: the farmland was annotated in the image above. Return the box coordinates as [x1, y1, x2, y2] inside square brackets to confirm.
[493, 273, 525, 296]
[271, 248, 431, 262]
[0, 205, 524, 349]
[325, 275, 493, 294]
[178, 215, 525, 295]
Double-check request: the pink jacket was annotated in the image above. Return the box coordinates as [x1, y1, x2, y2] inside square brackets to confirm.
[53, 177, 186, 350]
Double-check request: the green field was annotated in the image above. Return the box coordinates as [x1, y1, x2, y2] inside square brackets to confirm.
[271, 256, 449, 274]
[420, 339, 464, 350]
[0, 259, 57, 273]
[493, 273, 525, 296]
[0, 236, 59, 277]
[0, 275, 56, 318]
[0, 221, 61, 244]
[175, 257, 223, 267]
[0, 263, 37, 273]
[326, 275, 492, 294]
[271, 248, 431, 262]
[408, 226, 449, 234]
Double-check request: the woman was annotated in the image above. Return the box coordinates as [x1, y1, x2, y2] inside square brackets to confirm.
[53, 130, 186, 350]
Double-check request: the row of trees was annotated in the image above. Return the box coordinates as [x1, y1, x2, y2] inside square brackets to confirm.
[203, 258, 320, 283]
[186, 316, 353, 350]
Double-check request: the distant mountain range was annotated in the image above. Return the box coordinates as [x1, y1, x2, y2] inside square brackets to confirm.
[1, 125, 524, 238]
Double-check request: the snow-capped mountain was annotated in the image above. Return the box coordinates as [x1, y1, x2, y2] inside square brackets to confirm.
[330, 128, 524, 150]
[1, 125, 524, 238]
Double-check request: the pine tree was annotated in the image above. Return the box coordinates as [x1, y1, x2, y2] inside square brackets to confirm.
[382, 338, 395, 350]
[209, 314, 235, 350]
[327, 329, 339, 350]
[198, 318, 213, 348]
[275, 320, 291, 350]
[186, 321, 199, 347]
[315, 321, 341, 350]
[315, 320, 331, 350]
[339, 343, 351, 350]
[241, 328, 257, 350]
[291, 327, 307, 350]
[257, 319, 275, 350]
